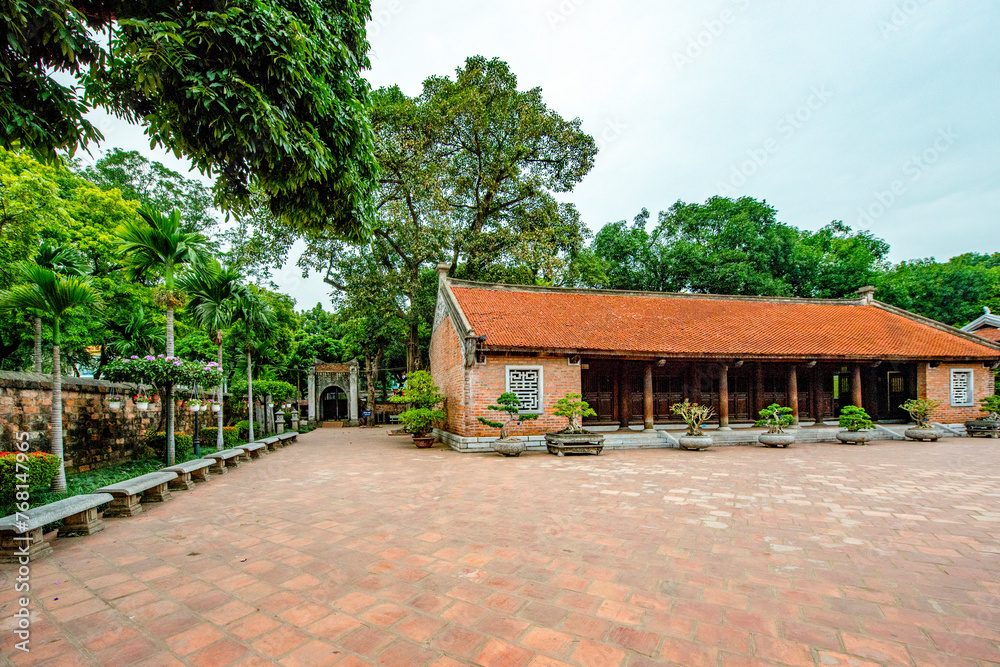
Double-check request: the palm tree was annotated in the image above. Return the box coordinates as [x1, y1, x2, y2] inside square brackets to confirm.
[105, 305, 166, 358]
[29, 241, 88, 372]
[179, 261, 248, 450]
[117, 205, 208, 464]
[232, 291, 275, 442]
[0, 264, 100, 491]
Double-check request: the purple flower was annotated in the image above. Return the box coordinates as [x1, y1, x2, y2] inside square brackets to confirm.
[130, 355, 139, 359]
[173, 361, 182, 366]
[157, 354, 164, 358]
[144, 355, 155, 361]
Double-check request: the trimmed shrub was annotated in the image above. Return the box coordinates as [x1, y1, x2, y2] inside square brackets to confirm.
[201, 427, 242, 448]
[143, 432, 194, 461]
[0, 451, 62, 499]
[297, 423, 316, 434]
[235, 420, 261, 441]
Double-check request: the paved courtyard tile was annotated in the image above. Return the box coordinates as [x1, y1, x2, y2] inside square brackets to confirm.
[3, 429, 1000, 666]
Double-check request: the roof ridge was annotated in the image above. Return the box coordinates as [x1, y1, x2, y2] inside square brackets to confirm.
[447, 279, 861, 306]
[872, 301, 1000, 353]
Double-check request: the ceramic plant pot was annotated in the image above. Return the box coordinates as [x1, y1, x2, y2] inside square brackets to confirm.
[678, 435, 713, 450]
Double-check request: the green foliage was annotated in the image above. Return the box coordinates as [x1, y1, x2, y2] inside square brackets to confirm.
[979, 395, 1000, 420]
[143, 432, 194, 460]
[839, 406, 874, 432]
[297, 423, 316, 434]
[552, 393, 596, 433]
[900, 398, 940, 425]
[592, 199, 889, 298]
[755, 403, 794, 434]
[5, 1, 378, 236]
[103, 356, 222, 390]
[253, 380, 297, 403]
[201, 427, 242, 448]
[234, 420, 261, 441]
[392, 371, 446, 437]
[876, 256, 1000, 326]
[671, 399, 715, 436]
[0, 263, 101, 345]
[117, 205, 210, 292]
[0, 451, 62, 500]
[478, 392, 540, 440]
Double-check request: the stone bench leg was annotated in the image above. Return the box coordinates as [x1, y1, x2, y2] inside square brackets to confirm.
[169, 473, 195, 491]
[58, 507, 105, 537]
[249, 448, 266, 459]
[237, 451, 251, 463]
[105, 494, 142, 517]
[265, 442, 279, 451]
[0, 528, 53, 563]
[191, 467, 210, 483]
[142, 483, 171, 503]
[209, 460, 228, 475]
[225, 457, 241, 469]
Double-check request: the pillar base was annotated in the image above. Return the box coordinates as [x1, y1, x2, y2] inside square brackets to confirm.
[717, 427, 733, 431]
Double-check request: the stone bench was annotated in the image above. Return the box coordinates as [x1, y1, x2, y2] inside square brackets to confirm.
[162, 459, 215, 490]
[260, 436, 281, 451]
[97, 472, 177, 517]
[0, 493, 114, 563]
[204, 448, 245, 473]
[278, 432, 298, 444]
[241, 441, 267, 459]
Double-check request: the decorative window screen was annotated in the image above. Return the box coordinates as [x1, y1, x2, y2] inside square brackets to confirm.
[507, 368, 541, 412]
[951, 370, 973, 406]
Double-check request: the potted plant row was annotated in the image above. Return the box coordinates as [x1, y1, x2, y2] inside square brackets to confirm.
[756, 403, 795, 447]
[672, 399, 714, 450]
[901, 398, 941, 441]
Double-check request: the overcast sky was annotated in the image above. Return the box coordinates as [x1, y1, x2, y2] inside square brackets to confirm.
[83, 0, 1000, 309]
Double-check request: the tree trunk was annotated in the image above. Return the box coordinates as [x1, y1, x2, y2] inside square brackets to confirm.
[247, 351, 255, 442]
[33, 316, 42, 373]
[50, 343, 66, 492]
[406, 318, 420, 374]
[217, 342, 225, 451]
[165, 305, 175, 463]
[365, 349, 383, 422]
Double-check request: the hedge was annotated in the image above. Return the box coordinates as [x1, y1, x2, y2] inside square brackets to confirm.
[234, 420, 261, 441]
[0, 452, 62, 501]
[201, 427, 242, 449]
[143, 432, 194, 460]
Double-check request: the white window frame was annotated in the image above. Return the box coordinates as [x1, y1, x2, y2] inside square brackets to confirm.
[950, 368, 974, 407]
[505, 365, 544, 415]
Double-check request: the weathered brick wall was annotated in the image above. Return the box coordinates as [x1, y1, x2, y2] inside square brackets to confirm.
[918, 362, 996, 423]
[429, 315, 467, 435]
[0, 372, 219, 472]
[462, 355, 582, 438]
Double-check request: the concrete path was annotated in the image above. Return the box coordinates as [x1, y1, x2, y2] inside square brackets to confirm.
[2, 429, 999, 666]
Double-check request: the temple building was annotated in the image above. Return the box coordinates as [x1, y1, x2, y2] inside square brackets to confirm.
[429, 264, 1000, 450]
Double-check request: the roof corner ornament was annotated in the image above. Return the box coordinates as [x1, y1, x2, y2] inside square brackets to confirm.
[436, 262, 453, 288]
[857, 285, 876, 305]
[985, 306, 992, 316]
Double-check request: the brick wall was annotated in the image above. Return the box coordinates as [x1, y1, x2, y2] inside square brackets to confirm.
[918, 362, 996, 423]
[429, 315, 467, 435]
[0, 371, 220, 473]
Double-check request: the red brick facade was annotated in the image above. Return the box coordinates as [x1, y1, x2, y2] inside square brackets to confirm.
[429, 314, 467, 435]
[918, 362, 996, 423]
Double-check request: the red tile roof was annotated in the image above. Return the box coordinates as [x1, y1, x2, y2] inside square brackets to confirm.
[973, 327, 1000, 342]
[449, 282, 1000, 360]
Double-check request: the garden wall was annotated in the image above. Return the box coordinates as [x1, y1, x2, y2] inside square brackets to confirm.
[0, 371, 220, 473]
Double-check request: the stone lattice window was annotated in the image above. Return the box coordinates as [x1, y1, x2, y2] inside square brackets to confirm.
[950, 369, 973, 407]
[506, 367, 542, 413]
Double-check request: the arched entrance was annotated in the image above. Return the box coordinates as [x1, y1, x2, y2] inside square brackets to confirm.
[321, 385, 350, 421]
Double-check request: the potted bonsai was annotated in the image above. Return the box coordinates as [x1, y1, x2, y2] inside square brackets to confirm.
[836, 405, 876, 444]
[545, 393, 604, 456]
[671, 399, 714, 450]
[901, 398, 941, 441]
[755, 403, 795, 448]
[966, 395, 1000, 438]
[478, 392, 539, 457]
[391, 371, 446, 448]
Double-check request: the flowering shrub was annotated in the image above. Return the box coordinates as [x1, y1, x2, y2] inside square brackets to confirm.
[0, 451, 62, 498]
[104, 356, 222, 390]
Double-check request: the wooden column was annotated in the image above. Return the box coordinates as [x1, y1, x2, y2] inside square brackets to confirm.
[643, 363, 655, 431]
[754, 363, 766, 415]
[788, 365, 799, 427]
[718, 364, 731, 430]
[812, 366, 826, 425]
[619, 362, 630, 430]
[852, 364, 863, 408]
[692, 365, 702, 405]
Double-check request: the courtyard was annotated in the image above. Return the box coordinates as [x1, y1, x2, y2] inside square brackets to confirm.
[3, 429, 1000, 667]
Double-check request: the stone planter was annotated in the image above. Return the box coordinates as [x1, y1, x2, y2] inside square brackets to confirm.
[904, 427, 941, 442]
[678, 435, 713, 450]
[965, 419, 1000, 438]
[836, 430, 874, 445]
[492, 438, 526, 457]
[545, 432, 605, 456]
[413, 436, 435, 449]
[758, 433, 795, 448]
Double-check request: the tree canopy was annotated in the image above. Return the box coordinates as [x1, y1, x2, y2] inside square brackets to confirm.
[2, 0, 378, 238]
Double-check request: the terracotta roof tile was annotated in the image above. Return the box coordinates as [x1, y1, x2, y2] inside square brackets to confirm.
[973, 327, 1000, 342]
[449, 283, 1000, 360]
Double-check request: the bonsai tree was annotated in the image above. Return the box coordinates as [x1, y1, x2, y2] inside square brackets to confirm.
[552, 393, 596, 434]
[391, 371, 446, 438]
[900, 398, 940, 426]
[979, 395, 1000, 421]
[671, 399, 714, 436]
[478, 392, 540, 440]
[755, 403, 793, 434]
[839, 405, 874, 432]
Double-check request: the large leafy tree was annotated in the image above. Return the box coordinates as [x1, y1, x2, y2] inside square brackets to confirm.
[877, 257, 1000, 326]
[0, 265, 100, 491]
[3, 0, 378, 237]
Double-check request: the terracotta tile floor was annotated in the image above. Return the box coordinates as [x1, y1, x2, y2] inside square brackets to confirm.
[3, 429, 1000, 666]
